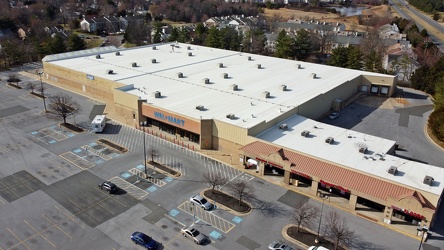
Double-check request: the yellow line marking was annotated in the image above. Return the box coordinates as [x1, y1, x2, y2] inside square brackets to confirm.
[81, 193, 115, 215]
[42, 214, 72, 239]
[24, 220, 56, 248]
[7, 228, 30, 250]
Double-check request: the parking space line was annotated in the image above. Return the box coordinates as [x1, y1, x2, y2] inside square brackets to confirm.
[24, 220, 56, 248]
[53, 206, 80, 225]
[128, 168, 166, 187]
[41, 214, 72, 239]
[81, 193, 115, 215]
[7, 228, 30, 250]
[177, 202, 235, 233]
[108, 176, 149, 200]
[47, 159, 74, 175]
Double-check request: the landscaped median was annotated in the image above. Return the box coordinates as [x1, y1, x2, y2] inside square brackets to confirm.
[282, 224, 348, 250]
[202, 189, 252, 216]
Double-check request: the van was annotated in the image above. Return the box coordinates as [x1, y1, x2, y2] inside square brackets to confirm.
[91, 115, 106, 133]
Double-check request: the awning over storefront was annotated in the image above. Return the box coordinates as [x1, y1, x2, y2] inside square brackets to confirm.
[247, 159, 258, 165]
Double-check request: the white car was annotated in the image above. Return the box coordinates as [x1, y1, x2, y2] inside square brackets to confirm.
[328, 112, 339, 120]
[181, 227, 206, 244]
[189, 195, 213, 210]
[268, 242, 293, 250]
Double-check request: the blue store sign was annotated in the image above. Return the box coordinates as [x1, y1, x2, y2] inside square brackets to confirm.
[154, 111, 185, 126]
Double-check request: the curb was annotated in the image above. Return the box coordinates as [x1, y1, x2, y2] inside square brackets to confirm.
[200, 189, 253, 217]
[282, 224, 310, 250]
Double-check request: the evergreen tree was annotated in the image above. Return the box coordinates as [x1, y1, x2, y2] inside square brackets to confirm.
[50, 35, 66, 54]
[363, 50, 383, 73]
[346, 46, 362, 70]
[327, 46, 348, 67]
[152, 22, 163, 43]
[275, 29, 294, 59]
[294, 29, 312, 61]
[67, 34, 86, 51]
[194, 23, 208, 45]
[205, 26, 221, 48]
[168, 27, 180, 42]
[178, 27, 191, 43]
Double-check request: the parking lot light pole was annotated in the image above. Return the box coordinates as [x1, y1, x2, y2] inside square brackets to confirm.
[315, 195, 329, 244]
[38, 71, 47, 112]
[418, 226, 429, 250]
[141, 123, 147, 177]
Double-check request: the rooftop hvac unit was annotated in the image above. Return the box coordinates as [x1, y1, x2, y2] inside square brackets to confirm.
[359, 146, 367, 153]
[423, 175, 434, 185]
[231, 84, 238, 91]
[196, 105, 204, 111]
[310, 73, 317, 79]
[301, 130, 310, 137]
[279, 124, 288, 130]
[222, 73, 228, 79]
[106, 69, 113, 74]
[132, 62, 137, 67]
[152, 91, 161, 98]
[388, 166, 397, 175]
[188, 52, 193, 56]
[115, 51, 121, 56]
[218, 63, 224, 68]
[202, 78, 210, 84]
[281, 85, 287, 91]
[187, 46, 191, 50]
[247, 56, 252, 61]
[325, 137, 334, 144]
[296, 64, 301, 69]
[263, 91, 270, 98]
[151, 58, 156, 63]
[96, 54, 101, 59]
[177, 72, 183, 78]
[256, 64, 261, 69]
[226, 113, 235, 119]
[152, 46, 156, 50]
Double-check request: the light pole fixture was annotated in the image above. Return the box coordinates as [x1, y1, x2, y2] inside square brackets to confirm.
[418, 226, 429, 250]
[141, 123, 147, 177]
[315, 195, 329, 244]
[37, 71, 47, 112]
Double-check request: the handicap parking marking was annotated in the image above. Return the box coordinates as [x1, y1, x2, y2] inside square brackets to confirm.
[108, 176, 149, 200]
[73, 148, 82, 154]
[209, 230, 222, 240]
[89, 142, 98, 147]
[120, 172, 133, 179]
[147, 186, 157, 192]
[49, 140, 57, 144]
[31, 131, 38, 135]
[232, 216, 243, 224]
[129, 168, 166, 187]
[136, 164, 145, 170]
[239, 174, 254, 181]
[95, 159, 104, 164]
[169, 209, 180, 217]
[67, 133, 75, 137]
[164, 177, 174, 182]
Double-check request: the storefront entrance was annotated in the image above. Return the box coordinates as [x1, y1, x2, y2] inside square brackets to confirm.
[147, 117, 200, 143]
[264, 164, 285, 176]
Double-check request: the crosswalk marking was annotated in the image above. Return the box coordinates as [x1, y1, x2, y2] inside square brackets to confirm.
[108, 176, 148, 200]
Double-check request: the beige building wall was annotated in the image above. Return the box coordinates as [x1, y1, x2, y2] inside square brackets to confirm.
[113, 87, 141, 125]
[201, 119, 213, 149]
[361, 75, 397, 96]
[212, 120, 248, 151]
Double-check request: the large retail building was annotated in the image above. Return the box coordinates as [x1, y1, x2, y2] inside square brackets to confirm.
[42, 43, 443, 231]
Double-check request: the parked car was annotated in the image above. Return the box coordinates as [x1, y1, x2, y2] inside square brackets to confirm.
[189, 195, 213, 210]
[98, 181, 117, 194]
[328, 112, 339, 120]
[308, 246, 329, 250]
[268, 241, 294, 250]
[181, 227, 206, 244]
[131, 231, 157, 249]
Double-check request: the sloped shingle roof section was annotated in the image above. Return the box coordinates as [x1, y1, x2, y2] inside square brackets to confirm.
[240, 141, 435, 209]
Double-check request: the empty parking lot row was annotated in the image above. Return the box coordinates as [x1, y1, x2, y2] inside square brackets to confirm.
[128, 168, 166, 187]
[178, 202, 235, 233]
[108, 176, 149, 200]
[59, 152, 95, 170]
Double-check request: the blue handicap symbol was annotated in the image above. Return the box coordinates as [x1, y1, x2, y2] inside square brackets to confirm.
[120, 172, 132, 179]
[67, 133, 75, 137]
[136, 164, 145, 170]
[49, 140, 57, 144]
[73, 148, 82, 153]
[169, 209, 179, 217]
[89, 142, 97, 146]
[164, 177, 173, 182]
[30, 131, 38, 135]
[209, 231, 222, 239]
[96, 159, 104, 164]
[147, 186, 157, 192]
[232, 216, 243, 224]
[50, 125, 56, 129]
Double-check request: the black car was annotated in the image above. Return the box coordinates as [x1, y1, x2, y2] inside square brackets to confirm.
[98, 181, 117, 193]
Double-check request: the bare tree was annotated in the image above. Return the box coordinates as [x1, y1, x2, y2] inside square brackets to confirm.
[26, 82, 36, 93]
[203, 172, 228, 193]
[325, 211, 354, 250]
[7, 74, 21, 87]
[46, 93, 80, 124]
[147, 147, 159, 163]
[229, 180, 254, 206]
[292, 202, 319, 233]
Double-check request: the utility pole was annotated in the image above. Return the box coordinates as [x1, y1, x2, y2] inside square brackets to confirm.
[38, 71, 47, 112]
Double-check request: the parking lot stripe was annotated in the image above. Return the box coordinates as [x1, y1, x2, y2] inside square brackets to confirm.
[177, 202, 235, 233]
[108, 176, 149, 200]
[7, 228, 30, 250]
[81, 193, 115, 215]
[41, 214, 72, 239]
[24, 220, 56, 248]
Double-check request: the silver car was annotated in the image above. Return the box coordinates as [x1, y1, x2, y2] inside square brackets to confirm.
[181, 227, 206, 244]
[189, 195, 213, 210]
[268, 242, 294, 250]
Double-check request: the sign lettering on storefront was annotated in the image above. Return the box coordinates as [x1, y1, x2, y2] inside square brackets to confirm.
[391, 205, 425, 220]
[154, 111, 185, 126]
[86, 74, 95, 80]
[320, 180, 349, 192]
[291, 170, 311, 179]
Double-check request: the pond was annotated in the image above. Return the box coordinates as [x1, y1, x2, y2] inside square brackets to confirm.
[329, 6, 369, 17]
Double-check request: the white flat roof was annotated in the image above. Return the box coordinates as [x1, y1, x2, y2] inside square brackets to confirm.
[257, 115, 444, 196]
[46, 43, 391, 129]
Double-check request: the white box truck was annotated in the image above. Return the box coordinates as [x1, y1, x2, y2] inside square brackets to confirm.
[91, 115, 106, 133]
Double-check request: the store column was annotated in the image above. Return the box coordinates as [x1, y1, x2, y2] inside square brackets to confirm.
[283, 171, 291, 185]
[310, 180, 319, 196]
[383, 206, 392, 224]
[349, 194, 357, 210]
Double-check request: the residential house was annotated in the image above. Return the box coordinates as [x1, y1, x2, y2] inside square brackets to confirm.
[379, 23, 406, 41]
[44, 25, 69, 39]
[81, 16, 120, 34]
[119, 15, 145, 31]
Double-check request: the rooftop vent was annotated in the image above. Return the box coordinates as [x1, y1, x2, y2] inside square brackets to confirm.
[132, 62, 137, 67]
[280, 85, 287, 91]
[388, 166, 397, 175]
[359, 146, 367, 153]
[106, 69, 113, 74]
[256, 64, 262, 69]
[177, 72, 183, 78]
[96, 54, 101, 59]
[263, 91, 270, 98]
[325, 137, 334, 144]
[226, 113, 235, 119]
[301, 130, 310, 137]
[152, 46, 156, 50]
[231, 84, 238, 91]
[151, 58, 156, 63]
[202, 78, 210, 84]
[222, 73, 228, 79]
[423, 175, 434, 186]
[115, 51, 120, 56]
[188, 52, 193, 56]
[196, 105, 204, 111]
[247, 56, 252, 61]
[296, 64, 301, 69]
[310, 73, 317, 79]
[187, 46, 191, 50]
[279, 124, 288, 130]
[218, 63, 224, 68]
[152, 91, 161, 98]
